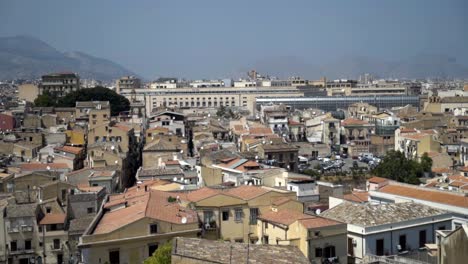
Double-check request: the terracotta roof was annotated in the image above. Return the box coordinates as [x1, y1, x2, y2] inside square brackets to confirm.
[432, 167, 453, 174]
[54, 145, 83, 155]
[449, 181, 468, 188]
[298, 216, 343, 229]
[20, 163, 69, 171]
[379, 184, 468, 208]
[403, 133, 430, 141]
[272, 197, 294, 206]
[400, 128, 417, 133]
[343, 191, 369, 203]
[90, 171, 115, 178]
[460, 166, 468, 173]
[259, 209, 313, 226]
[217, 158, 261, 172]
[225, 185, 270, 200]
[368, 176, 388, 184]
[78, 186, 104, 193]
[342, 118, 369, 126]
[249, 127, 273, 135]
[147, 126, 170, 133]
[113, 123, 132, 132]
[185, 187, 221, 202]
[40, 213, 66, 225]
[94, 190, 198, 234]
[288, 120, 301, 126]
[165, 160, 180, 165]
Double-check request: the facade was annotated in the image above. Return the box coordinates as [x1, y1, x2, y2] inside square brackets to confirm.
[119, 86, 304, 116]
[321, 201, 453, 262]
[257, 208, 347, 263]
[38, 73, 80, 97]
[257, 142, 299, 172]
[0, 113, 16, 131]
[18, 84, 39, 103]
[436, 224, 468, 264]
[79, 187, 199, 264]
[115, 76, 141, 94]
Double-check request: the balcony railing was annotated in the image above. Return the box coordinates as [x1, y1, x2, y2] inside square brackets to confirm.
[50, 244, 63, 251]
[9, 248, 35, 255]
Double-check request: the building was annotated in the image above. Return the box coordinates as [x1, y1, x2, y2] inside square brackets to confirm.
[79, 187, 199, 264]
[257, 208, 347, 263]
[436, 224, 468, 264]
[115, 76, 141, 94]
[256, 96, 420, 113]
[321, 201, 453, 262]
[38, 73, 80, 97]
[171, 237, 310, 264]
[257, 142, 299, 172]
[341, 118, 375, 157]
[181, 185, 296, 243]
[0, 113, 16, 131]
[75, 101, 111, 128]
[119, 86, 304, 116]
[368, 180, 468, 227]
[17, 84, 39, 103]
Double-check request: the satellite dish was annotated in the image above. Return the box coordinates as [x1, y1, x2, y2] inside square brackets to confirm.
[181, 217, 187, 224]
[46, 166, 51, 171]
[111, 146, 115, 150]
[173, 177, 178, 182]
[114, 160, 118, 164]
[315, 209, 321, 215]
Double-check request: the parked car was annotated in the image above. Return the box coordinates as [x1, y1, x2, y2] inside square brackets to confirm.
[341, 153, 348, 159]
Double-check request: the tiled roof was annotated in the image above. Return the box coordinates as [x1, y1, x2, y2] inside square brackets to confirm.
[272, 197, 293, 206]
[342, 118, 369, 126]
[20, 163, 69, 171]
[172, 237, 310, 264]
[298, 216, 343, 229]
[402, 133, 430, 141]
[54, 145, 83, 155]
[379, 184, 468, 208]
[432, 167, 453, 174]
[249, 127, 273, 135]
[113, 123, 132, 132]
[69, 216, 95, 235]
[321, 201, 447, 227]
[147, 126, 170, 133]
[165, 160, 180, 165]
[90, 170, 115, 178]
[343, 191, 369, 203]
[225, 185, 270, 200]
[368, 176, 388, 184]
[94, 190, 197, 234]
[217, 158, 260, 172]
[6, 203, 37, 218]
[259, 209, 314, 226]
[39, 213, 66, 225]
[185, 187, 221, 202]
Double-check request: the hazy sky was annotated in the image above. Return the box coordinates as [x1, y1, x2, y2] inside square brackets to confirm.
[1, 0, 467, 79]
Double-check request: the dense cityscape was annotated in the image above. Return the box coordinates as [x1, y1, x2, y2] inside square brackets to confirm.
[0, 71, 466, 264]
[1, 1, 468, 264]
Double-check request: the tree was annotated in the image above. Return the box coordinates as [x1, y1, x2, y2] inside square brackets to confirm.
[372, 150, 421, 184]
[58, 86, 130, 116]
[34, 92, 58, 107]
[420, 152, 433, 173]
[143, 240, 172, 264]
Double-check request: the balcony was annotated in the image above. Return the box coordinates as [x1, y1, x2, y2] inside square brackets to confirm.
[9, 248, 35, 255]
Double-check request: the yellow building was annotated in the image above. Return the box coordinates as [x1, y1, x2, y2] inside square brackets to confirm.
[79, 186, 199, 264]
[181, 185, 297, 243]
[257, 208, 347, 263]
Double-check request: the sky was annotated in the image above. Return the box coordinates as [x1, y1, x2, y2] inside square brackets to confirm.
[0, 0, 467, 80]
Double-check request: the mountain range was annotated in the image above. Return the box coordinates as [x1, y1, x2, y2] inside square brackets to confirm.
[0, 35, 467, 81]
[0, 36, 137, 81]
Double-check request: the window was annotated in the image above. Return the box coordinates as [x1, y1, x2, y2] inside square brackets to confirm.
[399, 235, 407, 251]
[263, 235, 269, 244]
[265, 222, 268, 229]
[348, 238, 354, 256]
[53, 239, 60, 249]
[235, 208, 243, 221]
[25, 240, 31, 250]
[235, 239, 244, 243]
[109, 250, 120, 264]
[438, 225, 446, 230]
[222, 210, 229, 221]
[419, 230, 427, 248]
[315, 247, 323, 258]
[10, 241, 17, 251]
[324, 246, 336, 258]
[150, 224, 158, 234]
[148, 244, 158, 257]
[376, 239, 384, 256]
[249, 208, 259, 225]
[46, 207, 51, 213]
[87, 207, 94, 214]
[57, 254, 63, 264]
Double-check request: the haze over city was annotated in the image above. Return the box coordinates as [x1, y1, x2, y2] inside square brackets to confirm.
[1, 0, 467, 79]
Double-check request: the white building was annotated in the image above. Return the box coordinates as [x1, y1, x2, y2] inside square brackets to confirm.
[321, 201, 453, 263]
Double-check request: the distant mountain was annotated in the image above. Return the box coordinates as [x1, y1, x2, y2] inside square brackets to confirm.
[251, 54, 468, 80]
[0, 36, 138, 81]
